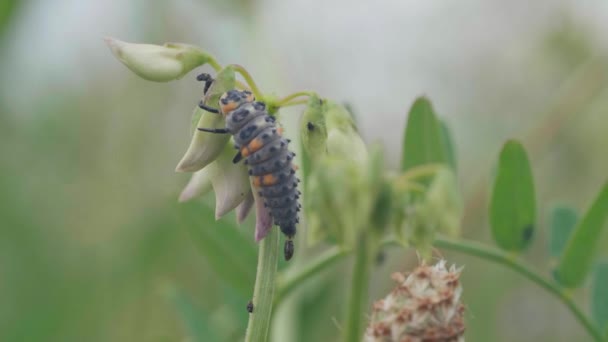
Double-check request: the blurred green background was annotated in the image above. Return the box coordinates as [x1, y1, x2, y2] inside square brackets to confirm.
[1, 1, 607, 341]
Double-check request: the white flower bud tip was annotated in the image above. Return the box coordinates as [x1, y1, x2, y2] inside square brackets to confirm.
[105, 37, 210, 82]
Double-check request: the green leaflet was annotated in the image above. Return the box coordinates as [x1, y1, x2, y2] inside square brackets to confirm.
[489, 140, 536, 251]
[591, 262, 608, 334]
[554, 181, 608, 288]
[166, 285, 220, 342]
[401, 97, 448, 171]
[549, 206, 578, 259]
[439, 120, 457, 170]
[177, 201, 256, 297]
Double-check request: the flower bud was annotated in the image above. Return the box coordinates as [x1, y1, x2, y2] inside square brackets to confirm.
[105, 38, 215, 82]
[365, 260, 465, 342]
[400, 168, 462, 256]
[425, 168, 462, 237]
[300, 94, 328, 160]
[303, 101, 379, 248]
[175, 66, 235, 172]
[324, 101, 367, 163]
[305, 151, 386, 249]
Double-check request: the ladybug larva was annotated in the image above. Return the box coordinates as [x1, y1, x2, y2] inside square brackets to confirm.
[196, 73, 300, 261]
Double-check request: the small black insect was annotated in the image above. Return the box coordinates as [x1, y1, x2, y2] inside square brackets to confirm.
[247, 300, 254, 313]
[196, 73, 300, 261]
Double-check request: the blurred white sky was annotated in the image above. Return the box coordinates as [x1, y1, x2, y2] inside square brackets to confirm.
[1, 0, 607, 169]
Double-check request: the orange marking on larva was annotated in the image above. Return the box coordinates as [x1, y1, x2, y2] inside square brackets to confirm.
[220, 102, 238, 114]
[292, 164, 299, 171]
[247, 138, 264, 153]
[252, 177, 262, 187]
[277, 127, 284, 135]
[241, 146, 251, 157]
[262, 174, 278, 186]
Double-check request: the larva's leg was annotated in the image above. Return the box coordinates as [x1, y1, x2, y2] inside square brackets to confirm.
[197, 127, 229, 134]
[198, 101, 220, 114]
[196, 73, 214, 95]
[232, 151, 243, 163]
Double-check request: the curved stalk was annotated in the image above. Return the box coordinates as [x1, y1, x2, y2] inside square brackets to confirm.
[276, 91, 316, 107]
[274, 236, 604, 341]
[245, 229, 281, 342]
[433, 236, 604, 342]
[230, 64, 264, 99]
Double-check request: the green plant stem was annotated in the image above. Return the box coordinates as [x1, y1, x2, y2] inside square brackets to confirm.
[245, 228, 281, 342]
[276, 91, 315, 107]
[343, 234, 373, 342]
[275, 246, 348, 305]
[279, 99, 308, 107]
[206, 57, 222, 72]
[433, 236, 605, 342]
[230, 64, 263, 99]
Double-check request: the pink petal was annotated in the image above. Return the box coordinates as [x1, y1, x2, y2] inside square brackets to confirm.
[254, 190, 273, 242]
[236, 191, 254, 224]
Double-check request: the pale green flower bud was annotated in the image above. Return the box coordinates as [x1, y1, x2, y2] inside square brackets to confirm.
[300, 94, 327, 160]
[365, 260, 465, 342]
[303, 101, 380, 248]
[175, 66, 235, 172]
[425, 168, 462, 237]
[105, 38, 216, 82]
[306, 148, 387, 249]
[323, 100, 367, 163]
[400, 167, 462, 257]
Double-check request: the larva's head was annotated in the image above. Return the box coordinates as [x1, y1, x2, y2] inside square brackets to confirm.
[219, 89, 255, 114]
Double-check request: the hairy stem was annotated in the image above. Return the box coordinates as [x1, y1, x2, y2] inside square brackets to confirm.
[433, 236, 604, 342]
[245, 229, 281, 342]
[343, 234, 373, 342]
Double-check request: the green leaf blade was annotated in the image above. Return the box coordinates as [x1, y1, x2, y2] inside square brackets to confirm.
[489, 140, 536, 251]
[166, 285, 221, 342]
[401, 97, 448, 171]
[549, 206, 578, 258]
[591, 262, 608, 334]
[439, 120, 457, 171]
[177, 201, 257, 297]
[555, 181, 608, 288]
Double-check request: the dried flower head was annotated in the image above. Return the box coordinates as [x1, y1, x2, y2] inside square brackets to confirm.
[365, 260, 465, 342]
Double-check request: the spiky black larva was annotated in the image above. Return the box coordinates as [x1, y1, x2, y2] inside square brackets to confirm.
[216, 90, 300, 261]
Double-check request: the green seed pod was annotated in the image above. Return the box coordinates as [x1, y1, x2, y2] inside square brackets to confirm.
[105, 38, 216, 82]
[175, 66, 235, 172]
